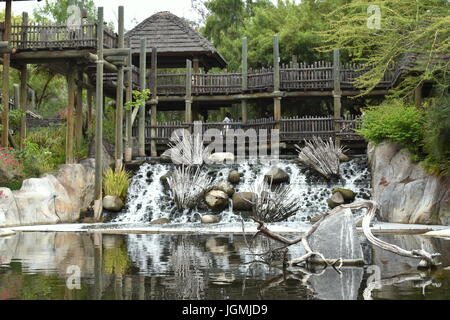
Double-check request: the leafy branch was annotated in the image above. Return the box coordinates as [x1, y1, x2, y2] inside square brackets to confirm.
[124, 89, 151, 111]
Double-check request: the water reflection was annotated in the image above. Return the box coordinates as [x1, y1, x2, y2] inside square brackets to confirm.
[0, 232, 449, 300]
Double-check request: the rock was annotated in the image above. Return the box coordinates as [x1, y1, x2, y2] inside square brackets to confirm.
[205, 190, 229, 212]
[0, 159, 98, 228]
[160, 171, 173, 190]
[0, 229, 15, 237]
[327, 191, 345, 209]
[207, 152, 235, 164]
[228, 170, 241, 184]
[332, 188, 356, 202]
[160, 148, 173, 163]
[102, 195, 124, 212]
[89, 139, 114, 171]
[150, 217, 170, 224]
[368, 141, 450, 225]
[213, 181, 235, 197]
[309, 208, 363, 261]
[264, 167, 290, 184]
[338, 152, 350, 162]
[232, 192, 256, 211]
[201, 214, 220, 224]
[309, 215, 323, 223]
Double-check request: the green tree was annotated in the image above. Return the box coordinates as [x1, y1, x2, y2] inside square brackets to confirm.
[33, 0, 96, 24]
[320, 0, 450, 97]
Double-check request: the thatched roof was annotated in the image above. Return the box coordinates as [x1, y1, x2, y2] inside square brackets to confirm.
[125, 11, 227, 69]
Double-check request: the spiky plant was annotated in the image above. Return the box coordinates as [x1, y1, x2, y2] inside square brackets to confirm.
[103, 164, 131, 200]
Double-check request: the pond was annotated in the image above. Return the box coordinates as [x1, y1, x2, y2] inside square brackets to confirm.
[0, 232, 449, 300]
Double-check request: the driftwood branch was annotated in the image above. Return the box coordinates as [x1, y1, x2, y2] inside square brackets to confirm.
[249, 200, 441, 270]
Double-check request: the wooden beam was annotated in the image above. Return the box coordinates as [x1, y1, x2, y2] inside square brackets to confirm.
[114, 6, 125, 167]
[19, 64, 27, 149]
[241, 37, 248, 123]
[75, 69, 83, 150]
[66, 71, 76, 164]
[1, 0, 11, 147]
[138, 38, 147, 157]
[333, 49, 342, 147]
[124, 38, 133, 162]
[87, 87, 93, 133]
[273, 35, 281, 130]
[103, 48, 130, 57]
[150, 47, 157, 157]
[185, 59, 192, 123]
[94, 7, 105, 218]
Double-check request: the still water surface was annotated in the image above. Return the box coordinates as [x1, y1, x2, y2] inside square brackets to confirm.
[0, 232, 449, 300]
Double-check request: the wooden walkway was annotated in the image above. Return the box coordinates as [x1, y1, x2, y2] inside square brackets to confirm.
[132, 115, 363, 146]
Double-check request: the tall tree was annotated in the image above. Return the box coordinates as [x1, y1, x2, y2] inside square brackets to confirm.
[33, 0, 96, 24]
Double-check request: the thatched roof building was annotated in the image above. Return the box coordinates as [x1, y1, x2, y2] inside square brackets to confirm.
[125, 11, 227, 70]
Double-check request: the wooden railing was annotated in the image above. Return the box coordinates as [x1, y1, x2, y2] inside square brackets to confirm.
[134, 116, 363, 143]
[148, 63, 396, 96]
[9, 22, 117, 50]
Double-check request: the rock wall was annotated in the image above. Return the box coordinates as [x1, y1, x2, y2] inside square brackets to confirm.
[0, 159, 96, 227]
[368, 141, 450, 225]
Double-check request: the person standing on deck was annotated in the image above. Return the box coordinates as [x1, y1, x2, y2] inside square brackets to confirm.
[223, 112, 232, 134]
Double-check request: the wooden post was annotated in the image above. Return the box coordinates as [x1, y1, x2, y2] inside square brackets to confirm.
[87, 87, 93, 133]
[138, 38, 147, 157]
[19, 65, 28, 149]
[333, 49, 342, 147]
[273, 35, 281, 128]
[1, 0, 12, 147]
[150, 47, 158, 157]
[75, 69, 83, 150]
[66, 71, 76, 164]
[124, 38, 133, 162]
[241, 37, 248, 123]
[414, 83, 423, 108]
[13, 86, 20, 137]
[185, 59, 193, 123]
[114, 6, 125, 167]
[19, 12, 29, 149]
[94, 7, 105, 219]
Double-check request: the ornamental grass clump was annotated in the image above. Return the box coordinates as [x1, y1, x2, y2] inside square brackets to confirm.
[103, 164, 131, 200]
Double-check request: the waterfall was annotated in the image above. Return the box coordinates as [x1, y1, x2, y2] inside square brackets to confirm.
[114, 157, 371, 224]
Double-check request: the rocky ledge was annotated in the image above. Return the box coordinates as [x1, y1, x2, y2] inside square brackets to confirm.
[368, 141, 450, 225]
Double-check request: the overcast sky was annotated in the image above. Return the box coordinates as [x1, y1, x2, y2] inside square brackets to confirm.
[4, 0, 280, 31]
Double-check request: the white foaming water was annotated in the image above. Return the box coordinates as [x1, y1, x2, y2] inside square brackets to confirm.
[114, 157, 371, 224]
[113, 163, 170, 223]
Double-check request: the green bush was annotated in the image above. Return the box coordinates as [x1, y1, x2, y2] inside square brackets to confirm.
[357, 99, 424, 154]
[422, 95, 450, 176]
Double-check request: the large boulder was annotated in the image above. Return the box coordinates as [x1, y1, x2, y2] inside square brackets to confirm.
[228, 170, 241, 184]
[368, 141, 450, 225]
[0, 160, 97, 227]
[264, 167, 290, 184]
[102, 195, 124, 212]
[205, 190, 229, 212]
[309, 208, 363, 261]
[213, 181, 235, 197]
[207, 152, 235, 164]
[232, 192, 256, 211]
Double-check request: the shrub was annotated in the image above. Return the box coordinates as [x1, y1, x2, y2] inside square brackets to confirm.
[422, 95, 450, 176]
[103, 164, 131, 200]
[0, 147, 24, 177]
[357, 99, 424, 155]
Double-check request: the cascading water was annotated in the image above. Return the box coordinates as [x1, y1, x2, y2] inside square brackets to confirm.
[114, 156, 371, 225]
